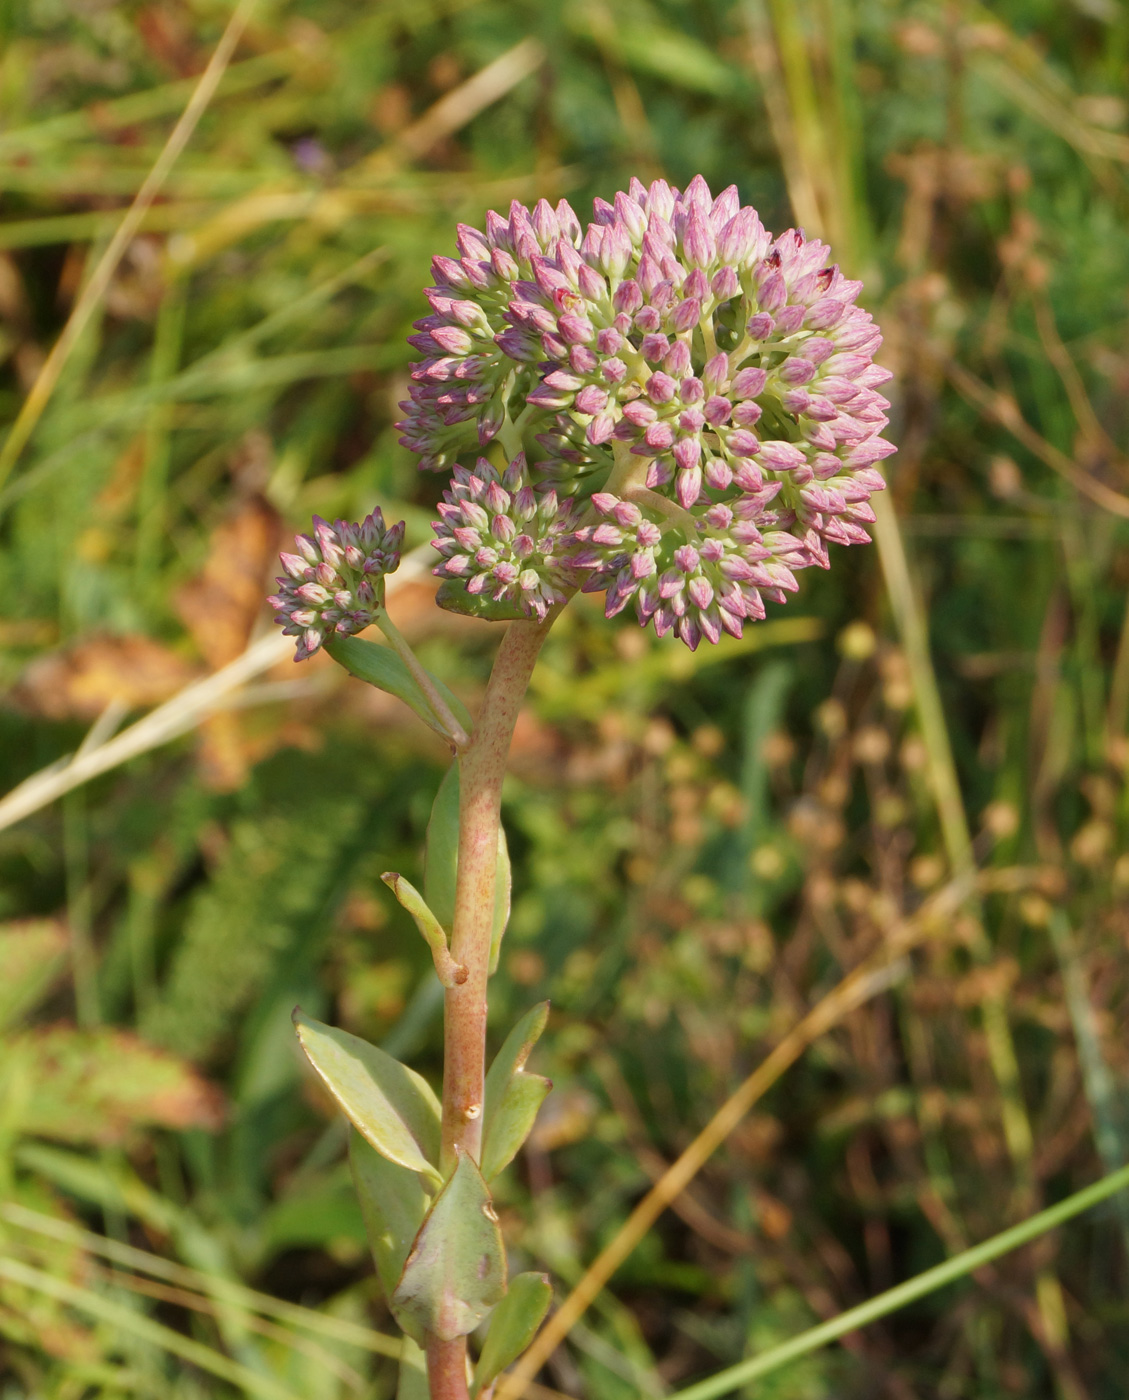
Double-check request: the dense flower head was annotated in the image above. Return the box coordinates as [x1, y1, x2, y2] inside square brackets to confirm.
[270, 511, 404, 661]
[570, 493, 810, 649]
[432, 454, 577, 622]
[399, 174, 894, 648]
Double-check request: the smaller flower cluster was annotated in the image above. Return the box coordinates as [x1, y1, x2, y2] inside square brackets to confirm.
[270, 511, 404, 661]
[432, 455, 577, 622]
[570, 493, 810, 651]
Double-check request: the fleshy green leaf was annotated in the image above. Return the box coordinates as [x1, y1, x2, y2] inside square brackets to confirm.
[424, 764, 460, 932]
[470, 1272, 552, 1397]
[392, 1149, 507, 1341]
[326, 635, 471, 738]
[293, 1011, 441, 1182]
[424, 766, 512, 964]
[396, 1337, 429, 1400]
[436, 578, 526, 621]
[350, 1131, 430, 1344]
[481, 1003, 552, 1182]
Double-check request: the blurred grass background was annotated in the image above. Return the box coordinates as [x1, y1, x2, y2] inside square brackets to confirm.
[1, 0, 1128, 1396]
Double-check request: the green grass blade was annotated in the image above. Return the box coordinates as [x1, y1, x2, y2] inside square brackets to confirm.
[0, 1257, 303, 1400]
[667, 1164, 1129, 1400]
[1, 1202, 402, 1358]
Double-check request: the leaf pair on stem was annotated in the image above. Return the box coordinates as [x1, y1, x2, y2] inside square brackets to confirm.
[294, 1005, 551, 1382]
[292, 625, 551, 1394]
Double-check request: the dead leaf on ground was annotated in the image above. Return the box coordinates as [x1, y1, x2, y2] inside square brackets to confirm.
[13, 634, 200, 721]
[175, 494, 283, 670]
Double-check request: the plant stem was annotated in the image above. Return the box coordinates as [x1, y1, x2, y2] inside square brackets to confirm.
[427, 618, 551, 1400]
[427, 1337, 469, 1400]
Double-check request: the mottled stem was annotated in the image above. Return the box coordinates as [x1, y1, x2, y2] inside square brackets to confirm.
[426, 618, 550, 1400]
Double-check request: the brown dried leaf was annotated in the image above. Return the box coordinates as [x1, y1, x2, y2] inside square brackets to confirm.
[175, 495, 283, 670]
[14, 634, 200, 721]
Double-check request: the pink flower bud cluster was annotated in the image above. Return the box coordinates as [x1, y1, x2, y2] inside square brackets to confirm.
[270, 511, 404, 661]
[432, 455, 578, 622]
[398, 201, 582, 474]
[570, 494, 809, 649]
[394, 175, 894, 648]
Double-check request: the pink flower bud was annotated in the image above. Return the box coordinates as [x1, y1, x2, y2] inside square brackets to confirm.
[664, 339, 692, 377]
[702, 353, 729, 390]
[704, 455, 733, 490]
[758, 440, 807, 471]
[671, 298, 702, 332]
[676, 466, 702, 508]
[576, 385, 609, 415]
[646, 372, 677, 404]
[587, 413, 616, 444]
[613, 279, 643, 314]
[757, 269, 786, 312]
[704, 395, 732, 426]
[641, 333, 670, 362]
[673, 437, 701, 471]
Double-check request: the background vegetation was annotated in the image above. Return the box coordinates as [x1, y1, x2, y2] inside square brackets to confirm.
[1, 0, 1128, 1396]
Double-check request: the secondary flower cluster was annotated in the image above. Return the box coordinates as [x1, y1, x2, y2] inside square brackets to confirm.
[269, 511, 403, 661]
[432, 455, 577, 623]
[570, 491, 810, 651]
[272, 175, 893, 660]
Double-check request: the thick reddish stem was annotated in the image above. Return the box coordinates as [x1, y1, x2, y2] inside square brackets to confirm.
[426, 619, 549, 1400]
[426, 1337, 469, 1400]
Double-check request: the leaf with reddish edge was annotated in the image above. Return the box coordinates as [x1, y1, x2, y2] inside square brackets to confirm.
[392, 1149, 507, 1342]
[436, 577, 527, 621]
[481, 1003, 552, 1182]
[470, 1272, 552, 1397]
[293, 1010, 442, 1183]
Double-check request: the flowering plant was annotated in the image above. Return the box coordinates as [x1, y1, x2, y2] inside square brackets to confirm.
[271, 176, 891, 1399]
